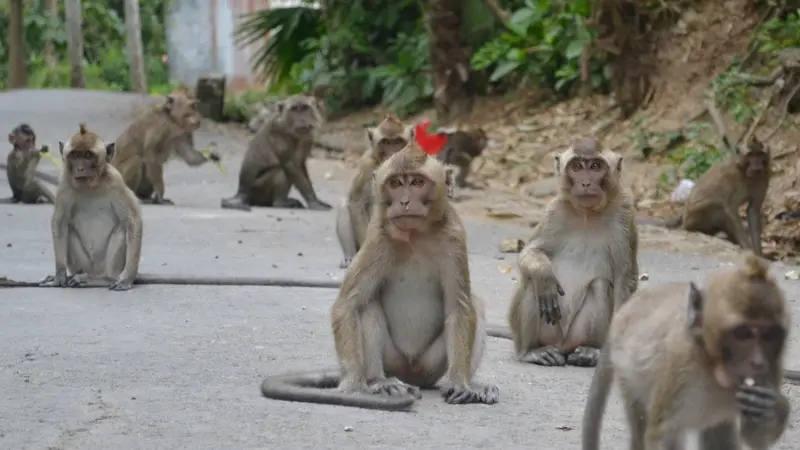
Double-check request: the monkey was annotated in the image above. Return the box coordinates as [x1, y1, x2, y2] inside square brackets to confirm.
[582, 252, 791, 450]
[260, 142, 500, 410]
[3, 274, 340, 289]
[335, 114, 413, 268]
[507, 138, 638, 368]
[638, 135, 770, 256]
[111, 92, 219, 205]
[435, 128, 488, 188]
[221, 95, 333, 212]
[1, 124, 56, 204]
[39, 123, 143, 292]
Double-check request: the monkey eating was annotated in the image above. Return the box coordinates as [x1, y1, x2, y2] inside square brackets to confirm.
[2, 124, 56, 204]
[112, 92, 218, 205]
[582, 252, 791, 450]
[40, 124, 143, 291]
[334, 114, 413, 268]
[261, 142, 500, 410]
[640, 135, 770, 256]
[221, 95, 332, 212]
[507, 138, 638, 368]
[435, 128, 488, 188]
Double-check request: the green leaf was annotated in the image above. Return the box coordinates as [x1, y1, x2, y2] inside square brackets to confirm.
[490, 60, 522, 82]
[508, 8, 535, 36]
[565, 40, 585, 60]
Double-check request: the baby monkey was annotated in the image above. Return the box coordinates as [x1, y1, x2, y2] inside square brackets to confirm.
[435, 128, 488, 188]
[582, 252, 790, 450]
[2, 124, 56, 204]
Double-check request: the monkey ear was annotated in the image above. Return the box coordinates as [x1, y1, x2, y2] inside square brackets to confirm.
[8, 133, 15, 145]
[276, 101, 286, 115]
[105, 143, 116, 162]
[687, 282, 704, 338]
[163, 95, 175, 111]
[58, 141, 65, 156]
[615, 155, 623, 173]
[405, 125, 416, 140]
[553, 154, 562, 176]
[367, 128, 376, 146]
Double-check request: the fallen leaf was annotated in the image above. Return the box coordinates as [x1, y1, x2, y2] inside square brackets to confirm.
[499, 238, 525, 253]
[499, 265, 512, 274]
[556, 426, 573, 431]
[485, 211, 522, 220]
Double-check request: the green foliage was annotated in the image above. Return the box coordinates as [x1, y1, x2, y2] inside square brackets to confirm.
[707, 66, 758, 124]
[755, 10, 800, 55]
[659, 140, 726, 186]
[471, 0, 609, 93]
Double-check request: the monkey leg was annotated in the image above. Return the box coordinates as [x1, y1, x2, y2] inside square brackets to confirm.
[335, 198, 358, 269]
[562, 279, 614, 367]
[105, 228, 133, 291]
[684, 202, 752, 251]
[513, 282, 568, 366]
[249, 169, 304, 209]
[620, 388, 647, 450]
[698, 421, 739, 450]
[0, 196, 20, 204]
[63, 235, 96, 288]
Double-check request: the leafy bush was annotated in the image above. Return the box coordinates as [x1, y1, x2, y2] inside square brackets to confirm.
[472, 0, 610, 94]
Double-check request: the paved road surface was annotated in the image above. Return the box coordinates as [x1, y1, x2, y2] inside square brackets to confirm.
[1, 89, 799, 449]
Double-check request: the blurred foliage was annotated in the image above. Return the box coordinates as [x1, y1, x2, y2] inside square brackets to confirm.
[0, 0, 172, 93]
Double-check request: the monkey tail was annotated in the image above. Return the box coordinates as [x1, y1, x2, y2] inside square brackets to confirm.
[636, 215, 682, 229]
[784, 369, 800, 385]
[0, 163, 60, 185]
[486, 324, 512, 340]
[581, 345, 614, 450]
[260, 370, 415, 412]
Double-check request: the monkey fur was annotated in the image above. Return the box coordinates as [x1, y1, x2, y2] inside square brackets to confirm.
[507, 138, 639, 368]
[260, 142, 500, 411]
[435, 128, 488, 188]
[111, 92, 213, 205]
[1, 124, 56, 204]
[639, 135, 770, 255]
[335, 114, 414, 269]
[221, 95, 333, 212]
[582, 252, 791, 450]
[40, 123, 144, 291]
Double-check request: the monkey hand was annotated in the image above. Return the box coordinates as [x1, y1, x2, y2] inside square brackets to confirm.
[205, 151, 221, 162]
[39, 145, 50, 153]
[109, 277, 134, 292]
[339, 257, 353, 269]
[440, 381, 500, 405]
[532, 270, 565, 325]
[39, 272, 68, 287]
[151, 195, 175, 206]
[368, 377, 421, 399]
[737, 383, 779, 423]
[307, 200, 333, 211]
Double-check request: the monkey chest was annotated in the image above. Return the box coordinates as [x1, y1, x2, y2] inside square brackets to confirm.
[70, 198, 121, 249]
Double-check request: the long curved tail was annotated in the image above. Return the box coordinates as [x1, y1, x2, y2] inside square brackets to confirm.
[261, 370, 415, 412]
[581, 345, 614, 450]
[636, 215, 682, 229]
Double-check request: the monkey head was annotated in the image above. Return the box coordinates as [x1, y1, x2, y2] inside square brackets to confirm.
[466, 128, 489, 157]
[8, 123, 36, 152]
[276, 95, 324, 138]
[736, 136, 771, 178]
[58, 123, 116, 190]
[163, 93, 201, 134]
[366, 114, 412, 162]
[687, 252, 789, 389]
[374, 142, 447, 237]
[554, 138, 621, 212]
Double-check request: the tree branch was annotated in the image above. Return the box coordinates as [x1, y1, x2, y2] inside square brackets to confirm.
[482, 0, 510, 24]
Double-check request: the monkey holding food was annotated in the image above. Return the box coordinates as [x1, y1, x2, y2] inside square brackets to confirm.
[40, 123, 143, 291]
[641, 135, 770, 256]
[261, 141, 499, 410]
[2, 124, 56, 204]
[506, 138, 638, 368]
[435, 128, 488, 188]
[582, 252, 790, 450]
[221, 95, 332, 212]
[335, 114, 413, 268]
[112, 91, 220, 205]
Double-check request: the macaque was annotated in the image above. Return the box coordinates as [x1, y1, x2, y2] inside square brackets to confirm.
[641, 135, 770, 255]
[335, 114, 413, 268]
[40, 124, 143, 291]
[2, 124, 56, 204]
[582, 252, 790, 450]
[435, 128, 488, 188]
[221, 95, 332, 211]
[260, 142, 499, 410]
[112, 92, 218, 205]
[507, 138, 638, 368]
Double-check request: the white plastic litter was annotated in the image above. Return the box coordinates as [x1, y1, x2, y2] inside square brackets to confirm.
[670, 179, 695, 204]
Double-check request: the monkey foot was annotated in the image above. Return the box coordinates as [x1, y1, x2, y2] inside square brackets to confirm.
[306, 200, 333, 211]
[368, 377, 421, 399]
[566, 346, 600, 367]
[151, 197, 174, 205]
[109, 278, 134, 291]
[0, 197, 20, 204]
[339, 258, 352, 269]
[273, 197, 305, 209]
[441, 383, 499, 405]
[220, 196, 252, 211]
[520, 346, 566, 366]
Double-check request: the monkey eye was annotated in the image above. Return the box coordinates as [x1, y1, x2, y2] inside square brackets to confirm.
[569, 160, 583, 171]
[761, 326, 785, 343]
[732, 325, 754, 340]
[589, 161, 603, 170]
[389, 178, 403, 188]
[410, 177, 425, 187]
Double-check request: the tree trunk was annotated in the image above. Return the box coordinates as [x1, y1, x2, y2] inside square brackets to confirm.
[8, 0, 27, 89]
[424, 0, 473, 125]
[43, 0, 59, 67]
[124, 0, 148, 93]
[195, 74, 227, 122]
[65, 0, 85, 88]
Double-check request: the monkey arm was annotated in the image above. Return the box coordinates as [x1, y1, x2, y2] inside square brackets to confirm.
[740, 391, 790, 449]
[746, 200, 764, 255]
[111, 188, 143, 280]
[172, 135, 209, 166]
[50, 196, 71, 275]
[441, 231, 478, 386]
[612, 209, 640, 312]
[517, 221, 555, 278]
[282, 159, 321, 205]
[330, 239, 386, 391]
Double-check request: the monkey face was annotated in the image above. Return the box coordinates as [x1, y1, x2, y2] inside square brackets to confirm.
[165, 94, 201, 133]
[378, 137, 408, 161]
[566, 157, 608, 208]
[719, 320, 785, 384]
[66, 150, 102, 187]
[279, 99, 320, 137]
[8, 130, 36, 152]
[384, 173, 435, 230]
[742, 152, 769, 177]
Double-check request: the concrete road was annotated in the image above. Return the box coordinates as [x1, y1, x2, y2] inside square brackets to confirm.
[1, 89, 799, 450]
